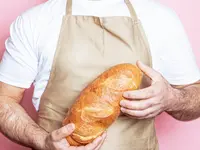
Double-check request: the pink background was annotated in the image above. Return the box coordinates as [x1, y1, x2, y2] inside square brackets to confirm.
[0, 0, 199, 150]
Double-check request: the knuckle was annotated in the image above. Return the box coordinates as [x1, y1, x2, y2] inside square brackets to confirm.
[62, 126, 68, 134]
[155, 74, 162, 80]
[141, 112, 147, 117]
[141, 103, 148, 109]
[51, 129, 61, 141]
[152, 98, 159, 105]
[62, 125, 72, 135]
[147, 114, 153, 119]
[50, 132, 56, 141]
[149, 90, 156, 96]
[150, 88, 159, 97]
[156, 96, 163, 104]
[128, 92, 134, 99]
[160, 103, 165, 109]
[123, 101, 129, 108]
[142, 110, 149, 117]
[56, 128, 62, 135]
[159, 95, 165, 102]
[146, 99, 153, 105]
[142, 101, 151, 109]
[148, 101, 154, 107]
[125, 109, 130, 114]
[127, 93, 133, 98]
[122, 108, 127, 113]
[123, 101, 131, 109]
[129, 110, 135, 116]
[122, 108, 128, 114]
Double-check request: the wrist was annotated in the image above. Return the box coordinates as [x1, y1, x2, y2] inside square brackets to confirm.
[165, 87, 184, 112]
[30, 125, 49, 150]
[39, 131, 48, 150]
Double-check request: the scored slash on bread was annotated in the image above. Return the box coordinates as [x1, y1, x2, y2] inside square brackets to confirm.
[62, 63, 143, 146]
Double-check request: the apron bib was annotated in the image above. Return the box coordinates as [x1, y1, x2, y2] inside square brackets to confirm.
[37, 0, 159, 149]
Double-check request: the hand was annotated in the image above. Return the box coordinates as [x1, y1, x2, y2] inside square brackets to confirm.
[120, 61, 176, 119]
[44, 123, 106, 150]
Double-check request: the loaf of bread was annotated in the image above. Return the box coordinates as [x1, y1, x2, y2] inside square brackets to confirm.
[63, 63, 143, 146]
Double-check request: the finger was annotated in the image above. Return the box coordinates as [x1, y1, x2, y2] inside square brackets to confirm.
[70, 133, 106, 150]
[53, 140, 69, 150]
[74, 145, 85, 150]
[94, 132, 107, 150]
[120, 98, 158, 110]
[136, 61, 162, 82]
[84, 132, 106, 150]
[51, 123, 75, 141]
[139, 110, 162, 119]
[121, 105, 161, 118]
[123, 86, 157, 100]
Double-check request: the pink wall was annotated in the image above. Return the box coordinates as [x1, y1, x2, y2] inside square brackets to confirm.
[0, 0, 199, 150]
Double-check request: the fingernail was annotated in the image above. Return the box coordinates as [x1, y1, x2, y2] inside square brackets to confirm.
[68, 123, 75, 130]
[120, 100, 125, 106]
[103, 131, 107, 136]
[137, 60, 142, 64]
[123, 92, 129, 97]
[97, 136, 102, 141]
[121, 107, 125, 112]
[102, 132, 107, 138]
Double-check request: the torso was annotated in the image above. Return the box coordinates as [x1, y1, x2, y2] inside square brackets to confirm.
[30, 0, 177, 110]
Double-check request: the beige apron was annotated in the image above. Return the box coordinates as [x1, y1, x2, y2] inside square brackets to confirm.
[37, 0, 159, 149]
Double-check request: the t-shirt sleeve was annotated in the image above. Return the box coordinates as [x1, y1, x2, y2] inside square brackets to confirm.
[156, 9, 200, 85]
[0, 15, 38, 88]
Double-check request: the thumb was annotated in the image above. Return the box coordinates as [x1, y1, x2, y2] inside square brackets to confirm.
[136, 61, 162, 82]
[51, 123, 75, 141]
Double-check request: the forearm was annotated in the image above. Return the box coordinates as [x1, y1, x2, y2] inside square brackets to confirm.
[167, 83, 200, 121]
[0, 96, 47, 150]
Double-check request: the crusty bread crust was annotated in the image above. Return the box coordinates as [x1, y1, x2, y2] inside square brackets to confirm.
[63, 63, 143, 146]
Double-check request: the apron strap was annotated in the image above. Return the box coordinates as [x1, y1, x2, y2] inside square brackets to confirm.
[66, 0, 72, 16]
[124, 0, 138, 21]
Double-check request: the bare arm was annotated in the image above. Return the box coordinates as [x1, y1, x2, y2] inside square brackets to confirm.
[167, 81, 200, 121]
[0, 82, 107, 150]
[0, 82, 47, 149]
[120, 61, 200, 122]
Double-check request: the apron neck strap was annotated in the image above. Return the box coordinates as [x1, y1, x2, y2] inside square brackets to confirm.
[66, 0, 138, 20]
[66, 0, 72, 16]
[124, 0, 138, 20]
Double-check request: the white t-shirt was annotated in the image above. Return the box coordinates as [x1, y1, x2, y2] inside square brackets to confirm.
[0, 0, 199, 111]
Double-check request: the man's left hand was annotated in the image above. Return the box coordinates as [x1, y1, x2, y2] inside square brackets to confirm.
[120, 61, 177, 119]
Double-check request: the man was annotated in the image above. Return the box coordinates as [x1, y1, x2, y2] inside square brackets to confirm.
[0, 0, 200, 150]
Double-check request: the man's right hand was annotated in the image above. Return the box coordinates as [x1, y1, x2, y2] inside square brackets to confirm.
[44, 123, 106, 150]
